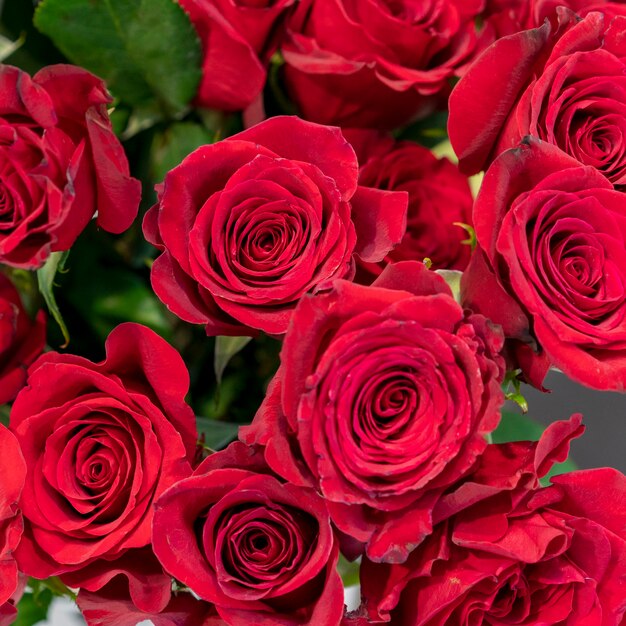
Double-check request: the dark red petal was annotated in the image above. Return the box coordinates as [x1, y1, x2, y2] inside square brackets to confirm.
[448, 21, 551, 175]
[351, 185, 408, 263]
[534, 413, 584, 477]
[461, 249, 530, 339]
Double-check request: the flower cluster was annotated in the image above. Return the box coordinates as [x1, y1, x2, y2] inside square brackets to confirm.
[0, 1, 625, 625]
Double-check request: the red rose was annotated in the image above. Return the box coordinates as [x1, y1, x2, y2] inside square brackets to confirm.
[179, 0, 295, 111]
[345, 130, 473, 280]
[360, 416, 626, 626]
[0, 64, 141, 268]
[482, 0, 626, 37]
[242, 262, 505, 563]
[152, 441, 344, 626]
[0, 425, 26, 610]
[281, 0, 484, 129]
[450, 10, 626, 186]
[10, 323, 197, 594]
[0, 273, 46, 404]
[461, 138, 626, 390]
[143, 115, 407, 336]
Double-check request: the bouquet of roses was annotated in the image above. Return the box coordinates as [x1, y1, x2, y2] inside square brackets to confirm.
[0, 0, 624, 624]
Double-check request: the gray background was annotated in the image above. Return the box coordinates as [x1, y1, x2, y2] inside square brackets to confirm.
[513, 371, 626, 472]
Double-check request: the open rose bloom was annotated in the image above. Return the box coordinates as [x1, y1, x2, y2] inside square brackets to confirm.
[360, 416, 626, 625]
[0, 2, 625, 625]
[450, 9, 626, 184]
[242, 262, 506, 563]
[144, 115, 407, 336]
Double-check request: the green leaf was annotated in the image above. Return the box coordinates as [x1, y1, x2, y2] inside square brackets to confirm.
[37, 250, 70, 347]
[0, 32, 25, 62]
[493, 411, 578, 484]
[65, 266, 172, 341]
[121, 101, 165, 140]
[34, 0, 202, 114]
[0, 404, 10, 427]
[196, 416, 240, 451]
[5, 268, 39, 318]
[15, 576, 77, 624]
[151, 121, 214, 183]
[338, 554, 360, 587]
[502, 371, 529, 413]
[493, 410, 544, 443]
[214, 336, 252, 385]
[196, 109, 242, 141]
[32, 577, 77, 601]
[13, 589, 53, 626]
[453, 222, 477, 251]
[397, 110, 449, 148]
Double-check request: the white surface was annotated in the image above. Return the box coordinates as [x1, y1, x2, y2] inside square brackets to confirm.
[36, 597, 84, 625]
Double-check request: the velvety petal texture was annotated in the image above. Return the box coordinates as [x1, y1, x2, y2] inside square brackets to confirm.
[0, 64, 140, 268]
[282, 0, 485, 129]
[144, 115, 407, 336]
[241, 261, 505, 563]
[450, 9, 626, 185]
[152, 442, 344, 626]
[10, 323, 197, 595]
[344, 130, 473, 282]
[360, 415, 626, 626]
[462, 137, 626, 390]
